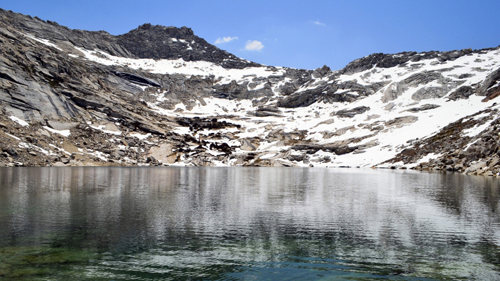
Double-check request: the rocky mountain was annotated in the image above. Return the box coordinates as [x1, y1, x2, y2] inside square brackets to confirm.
[1, 8, 500, 176]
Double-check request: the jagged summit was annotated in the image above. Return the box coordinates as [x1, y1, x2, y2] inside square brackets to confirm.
[135, 24, 195, 37]
[117, 23, 261, 68]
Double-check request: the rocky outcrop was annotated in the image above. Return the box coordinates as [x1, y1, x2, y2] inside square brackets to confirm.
[480, 67, 500, 101]
[116, 24, 261, 69]
[334, 106, 370, 118]
[339, 48, 476, 75]
[292, 144, 357, 155]
[404, 104, 440, 113]
[447, 86, 474, 101]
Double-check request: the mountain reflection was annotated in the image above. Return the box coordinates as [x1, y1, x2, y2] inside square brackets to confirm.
[0, 167, 499, 279]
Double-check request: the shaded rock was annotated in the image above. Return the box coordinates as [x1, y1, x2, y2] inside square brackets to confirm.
[277, 88, 324, 108]
[334, 106, 370, 118]
[382, 82, 407, 102]
[312, 65, 331, 78]
[405, 104, 440, 113]
[248, 106, 283, 117]
[210, 142, 232, 154]
[113, 71, 161, 87]
[176, 117, 240, 131]
[385, 116, 418, 127]
[404, 71, 443, 87]
[448, 86, 474, 101]
[4, 147, 18, 157]
[412, 87, 448, 101]
[479, 67, 500, 97]
[292, 144, 356, 155]
[146, 156, 158, 164]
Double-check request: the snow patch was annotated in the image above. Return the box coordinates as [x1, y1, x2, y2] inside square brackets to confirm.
[43, 126, 71, 137]
[24, 34, 62, 51]
[9, 116, 29, 127]
[129, 132, 151, 140]
[90, 125, 122, 135]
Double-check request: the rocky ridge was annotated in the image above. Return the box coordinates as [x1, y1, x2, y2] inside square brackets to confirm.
[1, 8, 500, 176]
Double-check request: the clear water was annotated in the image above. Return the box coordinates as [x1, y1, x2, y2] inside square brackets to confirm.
[0, 167, 499, 280]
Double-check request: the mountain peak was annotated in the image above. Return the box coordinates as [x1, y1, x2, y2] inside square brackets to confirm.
[135, 23, 194, 38]
[116, 23, 260, 68]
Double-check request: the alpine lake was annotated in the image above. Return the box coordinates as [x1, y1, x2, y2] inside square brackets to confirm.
[0, 167, 499, 280]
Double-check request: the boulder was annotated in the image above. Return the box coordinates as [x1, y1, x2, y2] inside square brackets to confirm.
[334, 106, 370, 118]
[47, 120, 79, 131]
[464, 161, 487, 174]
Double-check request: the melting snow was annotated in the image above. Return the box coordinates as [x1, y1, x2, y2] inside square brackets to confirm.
[462, 121, 491, 137]
[89, 125, 122, 135]
[9, 116, 29, 127]
[43, 126, 71, 137]
[129, 132, 151, 140]
[24, 34, 62, 51]
[29, 35, 500, 167]
[74, 47, 285, 82]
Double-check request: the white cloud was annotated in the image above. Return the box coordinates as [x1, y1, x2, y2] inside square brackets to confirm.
[214, 36, 238, 44]
[313, 21, 326, 26]
[245, 40, 264, 51]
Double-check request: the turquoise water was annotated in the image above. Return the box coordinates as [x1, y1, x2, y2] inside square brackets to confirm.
[0, 167, 499, 280]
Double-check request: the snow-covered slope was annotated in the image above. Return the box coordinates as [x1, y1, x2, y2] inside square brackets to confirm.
[70, 42, 500, 168]
[1, 9, 500, 175]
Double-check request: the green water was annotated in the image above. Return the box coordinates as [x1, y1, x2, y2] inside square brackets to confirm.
[0, 167, 499, 280]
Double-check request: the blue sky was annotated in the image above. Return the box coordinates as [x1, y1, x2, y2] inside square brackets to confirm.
[3, 0, 500, 70]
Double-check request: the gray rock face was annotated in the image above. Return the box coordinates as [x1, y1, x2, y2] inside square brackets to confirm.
[381, 71, 460, 102]
[412, 87, 448, 100]
[0, 9, 259, 69]
[404, 72, 443, 87]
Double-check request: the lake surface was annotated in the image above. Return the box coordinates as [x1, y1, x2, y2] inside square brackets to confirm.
[0, 167, 499, 280]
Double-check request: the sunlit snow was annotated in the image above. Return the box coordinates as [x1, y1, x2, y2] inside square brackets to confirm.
[22, 32, 500, 168]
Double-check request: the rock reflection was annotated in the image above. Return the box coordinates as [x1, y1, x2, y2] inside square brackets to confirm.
[0, 167, 499, 279]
